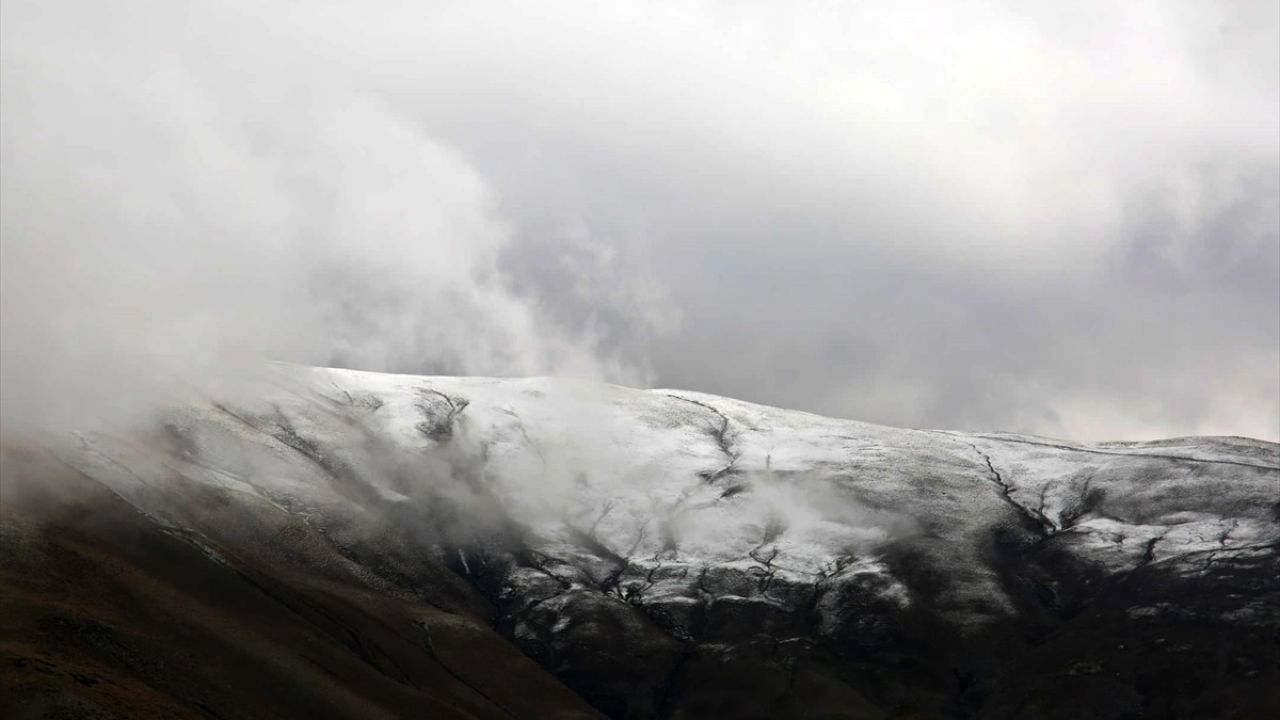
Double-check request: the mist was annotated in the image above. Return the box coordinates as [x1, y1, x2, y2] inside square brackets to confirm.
[2, 0, 1277, 441]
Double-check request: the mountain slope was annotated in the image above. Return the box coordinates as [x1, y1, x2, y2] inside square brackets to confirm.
[3, 365, 1277, 719]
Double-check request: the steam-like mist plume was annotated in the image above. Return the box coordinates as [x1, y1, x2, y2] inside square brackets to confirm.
[0, 0, 661, 434]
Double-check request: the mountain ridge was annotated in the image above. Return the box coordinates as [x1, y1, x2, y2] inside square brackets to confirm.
[2, 364, 1277, 719]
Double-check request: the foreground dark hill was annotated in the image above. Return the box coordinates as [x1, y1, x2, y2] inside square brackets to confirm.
[2, 365, 1278, 719]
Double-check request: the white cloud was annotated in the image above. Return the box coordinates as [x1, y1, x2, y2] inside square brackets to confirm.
[2, 0, 1276, 440]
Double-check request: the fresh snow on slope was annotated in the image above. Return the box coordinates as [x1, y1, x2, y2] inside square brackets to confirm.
[48, 363, 1279, 635]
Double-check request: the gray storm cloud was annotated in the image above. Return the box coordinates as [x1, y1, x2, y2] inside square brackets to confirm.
[2, 0, 1277, 440]
[0, 0, 656, 430]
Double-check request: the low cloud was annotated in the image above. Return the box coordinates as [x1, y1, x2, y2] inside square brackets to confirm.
[2, 0, 1276, 440]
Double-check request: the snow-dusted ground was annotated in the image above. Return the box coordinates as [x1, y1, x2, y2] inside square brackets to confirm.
[49, 363, 1279, 635]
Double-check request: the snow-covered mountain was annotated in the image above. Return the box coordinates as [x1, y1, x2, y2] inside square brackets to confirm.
[3, 365, 1277, 719]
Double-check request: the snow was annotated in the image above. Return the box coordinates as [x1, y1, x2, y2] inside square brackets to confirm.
[45, 363, 1280, 628]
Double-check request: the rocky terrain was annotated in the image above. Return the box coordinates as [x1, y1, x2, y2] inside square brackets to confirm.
[2, 364, 1277, 719]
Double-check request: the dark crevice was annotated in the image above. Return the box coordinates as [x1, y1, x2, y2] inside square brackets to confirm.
[969, 444, 1054, 536]
[665, 394, 741, 483]
[415, 388, 470, 441]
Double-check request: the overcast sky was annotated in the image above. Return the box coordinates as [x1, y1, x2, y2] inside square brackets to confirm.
[3, 0, 1277, 441]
